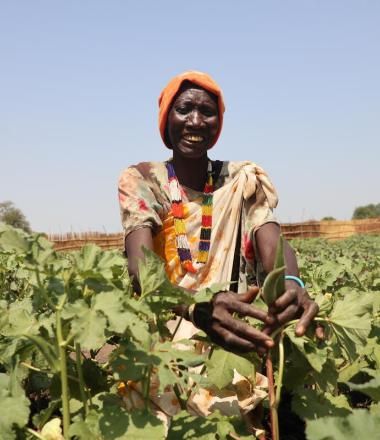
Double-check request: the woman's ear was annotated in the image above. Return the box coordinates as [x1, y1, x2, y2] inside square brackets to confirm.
[164, 126, 173, 149]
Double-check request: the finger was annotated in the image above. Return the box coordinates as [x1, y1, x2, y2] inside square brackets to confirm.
[262, 324, 276, 336]
[222, 316, 274, 349]
[269, 289, 298, 312]
[273, 304, 299, 326]
[213, 292, 268, 322]
[237, 286, 260, 304]
[295, 301, 319, 336]
[209, 324, 258, 353]
[315, 324, 325, 341]
[226, 301, 268, 322]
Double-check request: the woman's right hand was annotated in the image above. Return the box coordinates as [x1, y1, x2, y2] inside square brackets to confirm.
[192, 287, 274, 354]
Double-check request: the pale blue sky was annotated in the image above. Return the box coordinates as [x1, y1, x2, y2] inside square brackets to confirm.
[1, 1, 379, 233]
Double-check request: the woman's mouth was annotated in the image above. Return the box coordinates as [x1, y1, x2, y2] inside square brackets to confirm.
[183, 134, 205, 143]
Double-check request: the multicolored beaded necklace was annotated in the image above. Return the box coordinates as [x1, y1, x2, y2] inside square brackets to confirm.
[166, 161, 213, 273]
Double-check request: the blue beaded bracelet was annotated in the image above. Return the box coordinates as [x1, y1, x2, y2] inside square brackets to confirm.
[285, 275, 305, 289]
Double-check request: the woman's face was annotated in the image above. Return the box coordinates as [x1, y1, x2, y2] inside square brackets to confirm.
[166, 85, 219, 159]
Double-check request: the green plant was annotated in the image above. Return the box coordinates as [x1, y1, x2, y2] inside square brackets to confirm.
[0, 224, 379, 439]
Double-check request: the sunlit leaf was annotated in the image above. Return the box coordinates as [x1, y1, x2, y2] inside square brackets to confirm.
[306, 409, 380, 440]
[328, 292, 373, 361]
[0, 369, 30, 440]
[63, 300, 107, 350]
[205, 348, 254, 390]
[348, 368, 380, 401]
[292, 388, 351, 420]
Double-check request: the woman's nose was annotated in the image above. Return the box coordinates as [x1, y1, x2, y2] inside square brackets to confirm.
[186, 110, 204, 127]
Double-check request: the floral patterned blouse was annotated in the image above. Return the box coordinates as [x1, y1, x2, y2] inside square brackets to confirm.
[118, 160, 279, 292]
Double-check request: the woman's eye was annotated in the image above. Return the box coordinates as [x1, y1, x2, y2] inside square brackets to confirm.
[203, 110, 215, 117]
[176, 106, 189, 115]
[201, 107, 217, 117]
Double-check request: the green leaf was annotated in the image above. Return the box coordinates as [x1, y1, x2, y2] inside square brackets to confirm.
[30, 234, 55, 265]
[152, 340, 205, 393]
[285, 327, 328, 373]
[168, 410, 249, 439]
[338, 357, 369, 383]
[101, 407, 165, 440]
[123, 310, 152, 349]
[292, 388, 351, 420]
[0, 371, 30, 440]
[262, 266, 286, 306]
[370, 402, 380, 416]
[0, 395, 30, 439]
[76, 244, 100, 272]
[194, 282, 230, 303]
[328, 292, 373, 361]
[96, 251, 127, 279]
[69, 410, 102, 439]
[348, 368, 380, 401]
[94, 290, 129, 334]
[63, 300, 107, 350]
[23, 334, 60, 372]
[0, 226, 29, 253]
[32, 399, 60, 430]
[144, 280, 193, 315]
[69, 406, 165, 440]
[306, 409, 380, 440]
[0, 298, 39, 337]
[311, 358, 339, 391]
[111, 342, 161, 382]
[205, 348, 254, 390]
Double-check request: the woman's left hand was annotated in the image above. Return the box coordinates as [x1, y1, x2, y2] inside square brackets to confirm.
[263, 280, 319, 336]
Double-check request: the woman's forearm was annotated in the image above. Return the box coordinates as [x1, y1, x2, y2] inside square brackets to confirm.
[124, 227, 154, 294]
[255, 222, 300, 277]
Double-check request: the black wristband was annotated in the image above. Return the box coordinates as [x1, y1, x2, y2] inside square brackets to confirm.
[193, 302, 213, 329]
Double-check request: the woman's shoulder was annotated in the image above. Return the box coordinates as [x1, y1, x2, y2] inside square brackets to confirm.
[118, 161, 168, 186]
[218, 160, 269, 181]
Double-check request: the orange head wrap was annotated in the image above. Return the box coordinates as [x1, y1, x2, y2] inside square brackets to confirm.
[158, 71, 225, 149]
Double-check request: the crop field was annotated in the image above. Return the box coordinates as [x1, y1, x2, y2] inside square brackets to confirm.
[0, 224, 379, 439]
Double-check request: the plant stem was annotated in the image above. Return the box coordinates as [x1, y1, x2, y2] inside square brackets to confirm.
[35, 269, 55, 309]
[271, 317, 326, 340]
[173, 383, 186, 410]
[186, 345, 214, 399]
[56, 304, 70, 438]
[61, 333, 76, 348]
[20, 362, 52, 375]
[75, 343, 88, 417]
[143, 365, 152, 409]
[170, 316, 183, 341]
[266, 352, 279, 440]
[275, 333, 284, 407]
[26, 428, 45, 440]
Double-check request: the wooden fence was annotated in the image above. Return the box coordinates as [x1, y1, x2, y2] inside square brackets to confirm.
[49, 218, 380, 251]
[281, 218, 380, 240]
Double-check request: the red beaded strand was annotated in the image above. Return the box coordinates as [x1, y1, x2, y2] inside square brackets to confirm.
[166, 161, 214, 273]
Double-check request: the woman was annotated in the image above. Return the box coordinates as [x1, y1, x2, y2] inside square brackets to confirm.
[118, 71, 318, 422]
[119, 71, 318, 353]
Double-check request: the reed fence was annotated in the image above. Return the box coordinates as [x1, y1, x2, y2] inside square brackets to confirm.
[49, 218, 380, 251]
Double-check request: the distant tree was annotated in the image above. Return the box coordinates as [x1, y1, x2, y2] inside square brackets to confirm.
[352, 203, 380, 220]
[0, 201, 32, 232]
[321, 216, 336, 221]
